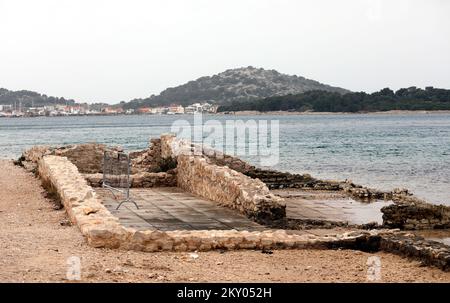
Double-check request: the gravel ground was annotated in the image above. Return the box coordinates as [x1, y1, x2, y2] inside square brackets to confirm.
[1, 160, 449, 283]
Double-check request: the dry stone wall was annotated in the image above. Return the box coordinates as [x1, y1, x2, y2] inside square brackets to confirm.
[177, 155, 286, 222]
[20, 143, 116, 174]
[161, 134, 193, 159]
[34, 149, 450, 270]
[84, 171, 177, 188]
[382, 194, 450, 230]
[38, 155, 129, 248]
[25, 134, 450, 232]
[159, 134, 390, 200]
[160, 134, 390, 203]
[159, 134, 286, 222]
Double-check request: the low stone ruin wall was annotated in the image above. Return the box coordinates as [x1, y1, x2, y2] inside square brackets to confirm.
[84, 171, 177, 188]
[37, 155, 128, 248]
[160, 134, 287, 222]
[177, 154, 286, 223]
[130, 138, 166, 174]
[18, 143, 115, 174]
[36, 154, 378, 252]
[161, 134, 193, 159]
[23, 134, 450, 232]
[32, 147, 450, 270]
[382, 195, 450, 230]
[327, 231, 450, 271]
[159, 134, 391, 201]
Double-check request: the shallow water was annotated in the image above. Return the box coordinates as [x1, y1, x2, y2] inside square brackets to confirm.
[1, 113, 449, 205]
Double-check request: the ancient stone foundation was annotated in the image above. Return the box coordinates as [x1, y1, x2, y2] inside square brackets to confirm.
[19, 143, 117, 174]
[26, 136, 450, 270]
[160, 134, 287, 222]
[36, 155, 378, 252]
[326, 231, 450, 271]
[20, 134, 450, 232]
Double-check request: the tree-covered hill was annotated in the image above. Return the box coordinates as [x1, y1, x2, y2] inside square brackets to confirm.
[0, 88, 76, 107]
[123, 66, 348, 110]
[217, 87, 450, 113]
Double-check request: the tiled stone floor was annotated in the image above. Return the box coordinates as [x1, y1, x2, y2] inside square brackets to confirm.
[95, 187, 267, 231]
[95, 187, 391, 233]
[274, 189, 393, 225]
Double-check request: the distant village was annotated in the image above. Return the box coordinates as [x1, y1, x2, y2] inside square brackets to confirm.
[0, 102, 218, 118]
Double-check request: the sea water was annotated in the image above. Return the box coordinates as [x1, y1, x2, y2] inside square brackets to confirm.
[1, 113, 449, 205]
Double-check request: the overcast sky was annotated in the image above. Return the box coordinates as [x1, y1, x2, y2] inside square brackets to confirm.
[1, 0, 449, 103]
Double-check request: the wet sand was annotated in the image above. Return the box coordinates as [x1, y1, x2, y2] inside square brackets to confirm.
[1, 160, 449, 282]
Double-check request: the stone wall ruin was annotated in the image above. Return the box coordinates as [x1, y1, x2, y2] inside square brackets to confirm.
[18, 143, 113, 174]
[36, 155, 373, 252]
[18, 135, 450, 270]
[18, 134, 450, 232]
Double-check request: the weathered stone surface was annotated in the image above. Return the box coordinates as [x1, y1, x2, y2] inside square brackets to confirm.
[31, 135, 450, 273]
[130, 138, 167, 173]
[131, 172, 177, 188]
[382, 195, 450, 230]
[161, 133, 194, 159]
[39, 154, 379, 252]
[176, 154, 286, 222]
[21, 143, 120, 174]
[159, 134, 287, 222]
[84, 172, 177, 188]
[159, 134, 450, 231]
[379, 233, 450, 271]
[33, 156, 450, 271]
[159, 134, 393, 201]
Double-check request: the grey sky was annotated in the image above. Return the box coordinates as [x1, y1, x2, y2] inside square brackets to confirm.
[1, 0, 449, 103]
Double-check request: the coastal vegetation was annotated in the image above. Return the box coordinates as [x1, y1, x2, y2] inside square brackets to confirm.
[3, 77, 450, 115]
[123, 67, 348, 109]
[217, 87, 450, 113]
[0, 88, 76, 107]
